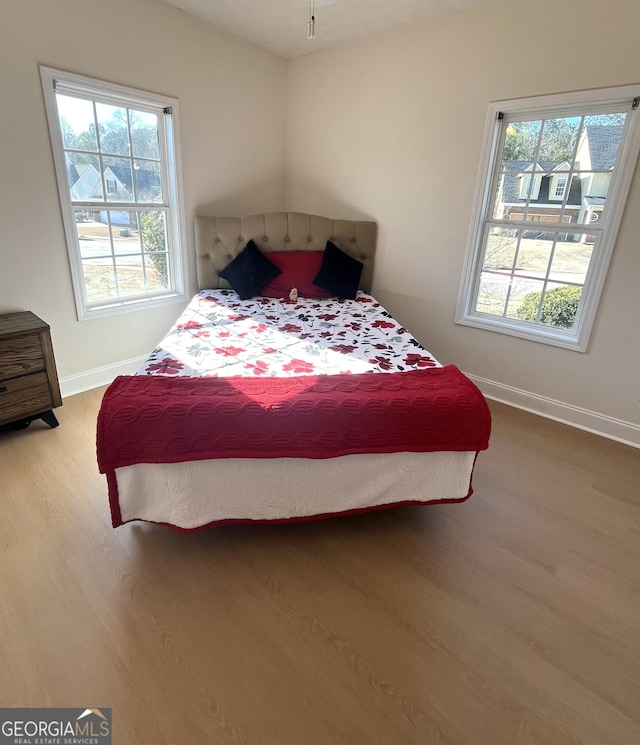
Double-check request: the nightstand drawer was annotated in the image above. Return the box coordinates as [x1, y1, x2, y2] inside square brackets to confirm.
[0, 371, 53, 425]
[0, 311, 61, 429]
[0, 333, 45, 381]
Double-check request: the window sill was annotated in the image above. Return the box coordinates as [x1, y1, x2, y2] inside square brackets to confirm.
[455, 313, 587, 353]
[79, 291, 189, 321]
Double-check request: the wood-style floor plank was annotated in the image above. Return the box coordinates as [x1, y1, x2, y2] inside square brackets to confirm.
[0, 389, 638, 744]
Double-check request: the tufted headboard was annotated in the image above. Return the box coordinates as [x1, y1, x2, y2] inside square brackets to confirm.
[195, 212, 377, 293]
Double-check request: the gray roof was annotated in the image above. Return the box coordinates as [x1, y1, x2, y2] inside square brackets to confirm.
[502, 160, 560, 173]
[500, 160, 581, 205]
[68, 163, 101, 200]
[582, 125, 623, 170]
[109, 165, 161, 201]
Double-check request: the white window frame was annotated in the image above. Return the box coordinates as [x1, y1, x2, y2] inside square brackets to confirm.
[553, 176, 568, 198]
[40, 66, 189, 320]
[456, 84, 640, 352]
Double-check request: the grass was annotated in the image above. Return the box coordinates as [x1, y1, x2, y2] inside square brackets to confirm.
[83, 264, 166, 302]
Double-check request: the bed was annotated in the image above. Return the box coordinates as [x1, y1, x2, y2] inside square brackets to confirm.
[97, 212, 491, 532]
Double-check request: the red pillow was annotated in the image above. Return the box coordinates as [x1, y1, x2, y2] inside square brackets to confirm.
[260, 252, 332, 299]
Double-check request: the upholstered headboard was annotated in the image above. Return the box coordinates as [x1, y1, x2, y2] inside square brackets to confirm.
[195, 212, 377, 293]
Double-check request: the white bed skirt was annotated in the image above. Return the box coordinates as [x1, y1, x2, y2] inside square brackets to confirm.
[114, 450, 477, 530]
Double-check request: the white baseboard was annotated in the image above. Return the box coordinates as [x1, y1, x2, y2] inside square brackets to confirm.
[59, 355, 147, 398]
[466, 373, 640, 449]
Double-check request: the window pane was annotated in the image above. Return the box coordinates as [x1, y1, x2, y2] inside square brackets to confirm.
[134, 160, 163, 202]
[96, 102, 130, 156]
[130, 110, 160, 159]
[549, 235, 594, 284]
[141, 211, 167, 252]
[491, 176, 508, 220]
[109, 212, 142, 256]
[102, 156, 134, 202]
[537, 282, 582, 330]
[56, 95, 97, 152]
[516, 237, 553, 278]
[114, 256, 145, 298]
[140, 211, 169, 287]
[67, 153, 103, 201]
[83, 261, 117, 303]
[538, 117, 581, 162]
[506, 279, 545, 323]
[501, 120, 542, 164]
[573, 114, 626, 226]
[476, 272, 509, 316]
[477, 227, 547, 318]
[580, 113, 627, 174]
[482, 227, 518, 271]
[506, 278, 546, 320]
[493, 164, 545, 220]
[76, 212, 112, 259]
[144, 253, 170, 291]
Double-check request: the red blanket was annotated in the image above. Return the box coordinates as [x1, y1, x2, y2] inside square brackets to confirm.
[97, 366, 491, 473]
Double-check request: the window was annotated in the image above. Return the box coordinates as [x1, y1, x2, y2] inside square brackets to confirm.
[554, 177, 567, 198]
[518, 171, 541, 200]
[456, 85, 640, 351]
[40, 67, 188, 320]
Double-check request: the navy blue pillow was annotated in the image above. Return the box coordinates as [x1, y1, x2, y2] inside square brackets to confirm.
[219, 240, 282, 300]
[312, 240, 363, 299]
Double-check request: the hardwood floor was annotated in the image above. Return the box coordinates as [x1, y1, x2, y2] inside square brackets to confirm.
[0, 388, 638, 745]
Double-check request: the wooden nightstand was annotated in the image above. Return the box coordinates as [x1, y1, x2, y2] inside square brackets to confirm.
[0, 311, 62, 429]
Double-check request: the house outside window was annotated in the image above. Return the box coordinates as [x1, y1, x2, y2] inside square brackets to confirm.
[456, 85, 640, 352]
[40, 67, 189, 320]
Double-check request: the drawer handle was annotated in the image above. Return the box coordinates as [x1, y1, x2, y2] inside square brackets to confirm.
[0, 386, 7, 393]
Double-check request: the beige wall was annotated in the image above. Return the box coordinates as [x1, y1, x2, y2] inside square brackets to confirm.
[0, 0, 287, 380]
[286, 0, 640, 430]
[2, 0, 638, 436]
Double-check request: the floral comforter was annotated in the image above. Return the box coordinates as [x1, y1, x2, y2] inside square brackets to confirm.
[137, 290, 440, 378]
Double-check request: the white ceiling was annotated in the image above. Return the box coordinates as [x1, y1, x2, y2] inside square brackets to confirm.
[160, 0, 492, 59]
